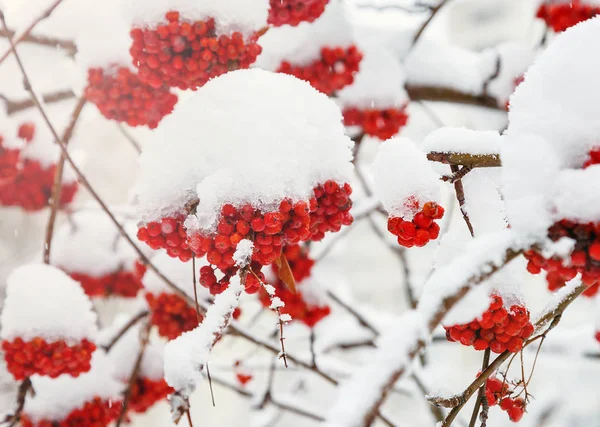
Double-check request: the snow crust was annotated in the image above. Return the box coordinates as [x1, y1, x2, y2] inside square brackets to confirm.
[336, 45, 408, 110]
[142, 252, 210, 300]
[120, 0, 269, 37]
[23, 352, 122, 423]
[164, 273, 243, 396]
[52, 210, 140, 277]
[0, 264, 97, 343]
[134, 69, 354, 226]
[423, 127, 501, 155]
[373, 137, 441, 220]
[502, 18, 600, 232]
[233, 239, 254, 267]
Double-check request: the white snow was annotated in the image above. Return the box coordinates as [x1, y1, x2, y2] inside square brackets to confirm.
[0, 264, 97, 343]
[163, 273, 243, 397]
[485, 42, 535, 104]
[120, 0, 269, 38]
[336, 44, 408, 110]
[23, 351, 123, 423]
[134, 69, 354, 226]
[233, 239, 254, 268]
[51, 210, 140, 278]
[423, 127, 501, 155]
[373, 137, 441, 220]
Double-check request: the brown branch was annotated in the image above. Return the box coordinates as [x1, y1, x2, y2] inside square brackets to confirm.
[412, 0, 450, 45]
[468, 348, 490, 427]
[326, 290, 379, 336]
[406, 85, 504, 111]
[0, 29, 76, 55]
[0, 0, 67, 66]
[451, 165, 475, 237]
[115, 322, 151, 427]
[2, 378, 32, 426]
[102, 310, 149, 352]
[427, 152, 502, 168]
[441, 166, 472, 183]
[2, 89, 76, 115]
[43, 96, 86, 264]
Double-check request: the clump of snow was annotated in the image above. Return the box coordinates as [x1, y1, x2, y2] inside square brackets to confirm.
[0, 264, 97, 343]
[134, 68, 354, 226]
[142, 252, 210, 300]
[23, 351, 122, 423]
[442, 284, 493, 326]
[423, 127, 501, 156]
[51, 210, 141, 278]
[164, 273, 243, 397]
[120, 0, 268, 38]
[233, 239, 254, 268]
[255, 0, 355, 69]
[336, 45, 408, 110]
[484, 42, 535, 103]
[373, 137, 441, 220]
[100, 314, 165, 381]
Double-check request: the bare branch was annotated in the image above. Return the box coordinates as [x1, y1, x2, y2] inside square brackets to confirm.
[1, 89, 76, 115]
[102, 310, 149, 352]
[451, 165, 475, 237]
[406, 85, 504, 111]
[412, 0, 451, 45]
[0, 29, 76, 55]
[427, 152, 502, 168]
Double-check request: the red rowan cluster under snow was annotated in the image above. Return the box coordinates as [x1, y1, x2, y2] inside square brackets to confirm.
[278, 46, 363, 95]
[69, 265, 145, 298]
[129, 11, 263, 90]
[343, 106, 409, 140]
[21, 397, 121, 427]
[137, 214, 194, 262]
[267, 0, 329, 27]
[536, 1, 600, 33]
[445, 295, 534, 354]
[259, 244, 331, 327]
[387, 201, 444, 248]
[129, 377, 174, 413]
[145, 292, 202, 340]
[485, 376, 526, 422]
[2, 338, 96, 380]
[85, 66, 178, 129]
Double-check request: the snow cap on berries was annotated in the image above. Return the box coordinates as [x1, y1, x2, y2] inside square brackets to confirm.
[0, 264, 97, 343]
[502, 17, 600, 233]
[52, 210, 142, 278]
[120, 0, 268, 37]
[134, 69, 353, 224]
[142, 252, 210, 300]
[373, 137, 441, 221]
[23, 351, 122, 423]
[336, 45, 408, 110]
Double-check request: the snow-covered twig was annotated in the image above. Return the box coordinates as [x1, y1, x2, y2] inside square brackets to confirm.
[407, 85, 505, 111]
[0, 89, 75, 115]
[412, 0, 450, 45]
[0, 28, 76, 55]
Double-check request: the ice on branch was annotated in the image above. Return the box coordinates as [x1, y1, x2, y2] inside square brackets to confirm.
[164, 273, 243, 398]
[502, 17, 600, 234]
[120, 0, 268, 37]
[0, 264, 97, 343]
[22, 352, 122, 423]
[373, 137, 441, 221]
[423, 127, 501, 156]
[134, 68, 353, 224]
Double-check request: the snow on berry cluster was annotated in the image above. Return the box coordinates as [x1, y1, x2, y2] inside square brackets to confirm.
[134, 69, 353, 293]
[337, 46, 409, 140]
[0, 122, 77, 211]
[124, 0, 268, 90]
[100, 316, 173, 413]
[484, 375, 527, 422]
[444, 294, 534, 354]
[373, 137, 444, 248]
[52, 210, 147, 298]
[21, 352, 122, 427]
[1, 265, 98, 380]
[537, 0, 600, 32]
[142, 253, 209, 339]
[259, 244, 330, 327]
[257, 0, 362, 95]
[268, 0, 329, 27]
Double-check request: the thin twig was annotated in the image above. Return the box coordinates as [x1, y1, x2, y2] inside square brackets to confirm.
[2, 378, 32, 426]
[0, 0, 67, 66]
[412, 0, 450, 45]
[117, 124, 142, 154]
[102, 310, 149, 352]
[451, 165, 475, 237]
[0, 28, 76, 55]
[206, 363, 216, 407]
[191, 256, 202, 322]
[43, 96, 86, 264]
[186, 409, 194, 427]
[406, 85, 504, 111]
[326, 290, 379, 335]
[468, 349, 490, 427]
[1, 89, 76, 115]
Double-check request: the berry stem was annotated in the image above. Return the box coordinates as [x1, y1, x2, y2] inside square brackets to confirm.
[450, 165, 475, 237]
[468, 348, 491, 427]
[191, 256, 202, 323]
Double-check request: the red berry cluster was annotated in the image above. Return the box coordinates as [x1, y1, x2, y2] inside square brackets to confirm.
[536, 1, 599, 32]
[387, 201, 444, 248]
[278, 46, 363, 95]
[0, 135, 21, 182]
[258, 244, 331, 327]
[525, 220, 600, 297]
[129, 377, 174, 414]
[145, 292, 201, 340]
[85, 66, 177, 129]
[484, 376, 526, 422]
[21, 397, 121, 427]
[2, 337, 96, 380]
[68, 262, 146, 298]
[137, 215, 194, 262]
[343, 106, 409, 140]
[595, 331, 600, 343]
[445, 295, 534, 354]
[200, 262, 265, 295]
[267, 0, 329, 27]
[309, 181, 353, 241]
[583, 147, 600, 168]
[130, 11, 263, 90]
